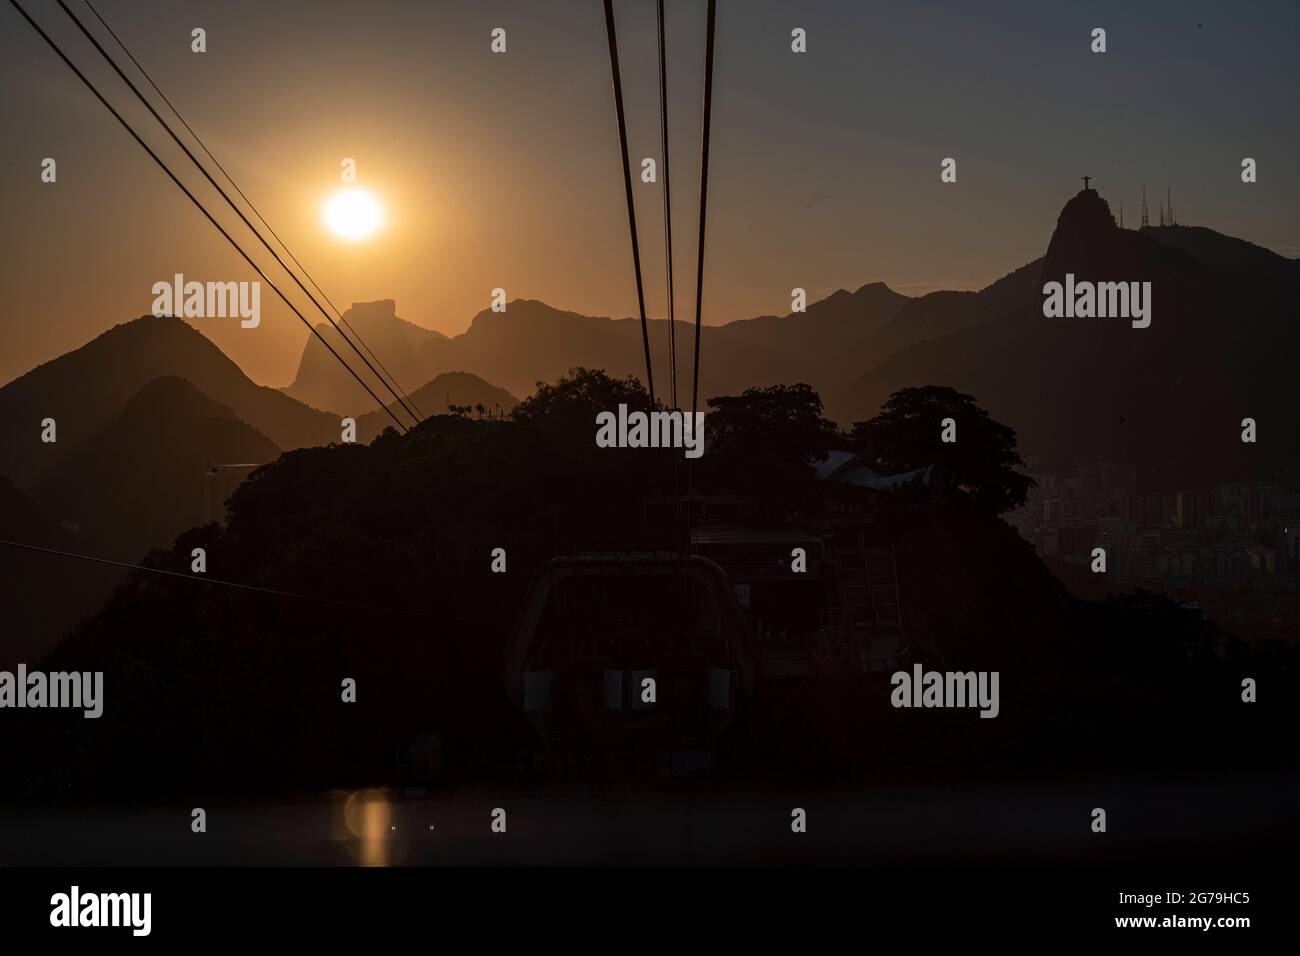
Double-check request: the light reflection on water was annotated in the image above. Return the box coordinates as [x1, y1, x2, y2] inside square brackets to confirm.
[334, 788, 398, 867]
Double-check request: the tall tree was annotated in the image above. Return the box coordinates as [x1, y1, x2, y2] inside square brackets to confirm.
[704, 383, 839, 492]
[853, 385, 1033, 514]
[512, 366, 651, 426]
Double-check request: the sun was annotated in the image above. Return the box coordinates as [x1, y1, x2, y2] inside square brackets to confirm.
[323, 188, 384, 241]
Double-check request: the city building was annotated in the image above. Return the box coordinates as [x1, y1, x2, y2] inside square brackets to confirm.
[1175, 491, 1216, 530]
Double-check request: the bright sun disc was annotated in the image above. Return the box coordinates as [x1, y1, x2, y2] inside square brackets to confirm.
[324, 188, 383, 240]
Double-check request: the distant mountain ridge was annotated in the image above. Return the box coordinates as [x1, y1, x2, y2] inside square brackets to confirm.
[355, 371, 518, 444]
[284, 299, 449, 414]
[0, 314, 337, 486]
[34, 376, 280, 562]
[834, 188, 1300, 487]
[277, 253, 1048, 423]
[284, 283, 918, 416]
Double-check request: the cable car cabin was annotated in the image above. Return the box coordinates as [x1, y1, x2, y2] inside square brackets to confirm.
[505, 554, 755, 777]
[688, 522, 908, 677]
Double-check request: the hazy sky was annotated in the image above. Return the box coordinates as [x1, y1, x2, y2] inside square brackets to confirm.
[2, 0, 1297, 386]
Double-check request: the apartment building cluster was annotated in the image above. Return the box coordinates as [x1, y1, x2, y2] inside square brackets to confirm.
[1007, 463, 1300, 593]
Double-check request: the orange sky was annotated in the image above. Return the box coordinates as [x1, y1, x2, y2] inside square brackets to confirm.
[2, 0, 1297, 387]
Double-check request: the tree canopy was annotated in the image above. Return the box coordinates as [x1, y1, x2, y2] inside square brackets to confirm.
[512, 366, 651, 426]
[852, 385, 1033, 514]
[702, 382, 840, 493]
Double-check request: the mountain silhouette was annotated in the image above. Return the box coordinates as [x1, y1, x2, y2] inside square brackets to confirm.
[280, 258, 1039, 424]
[1139, 224, 1300, 284]
[281, 285, 917, 415]
[33, 375, 280, 564]
[284, 299, 449, 414]
[836, 187, 1300, 487]
[406, 284, 910, 410]
[355, 371, 518, 443]
[849, 257, 1044, 373]
[0, 314, 337, 487]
